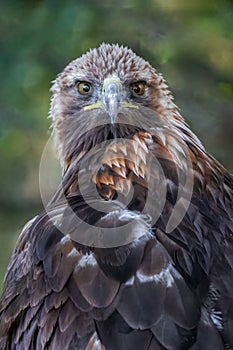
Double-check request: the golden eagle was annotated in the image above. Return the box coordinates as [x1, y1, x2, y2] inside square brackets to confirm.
[0, 44, 232, 350]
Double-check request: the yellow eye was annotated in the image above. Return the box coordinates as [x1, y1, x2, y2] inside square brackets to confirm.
[131, 81, 146, 96]
[77, 81, 92, 95]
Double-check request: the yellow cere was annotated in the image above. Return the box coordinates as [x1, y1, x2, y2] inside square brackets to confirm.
[102, 76, 123, 91]
[83, 101, 139, 111]
[83, 100, 102, 111]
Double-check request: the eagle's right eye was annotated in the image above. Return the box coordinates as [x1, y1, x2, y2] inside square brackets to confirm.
[77, 81, 92, 95]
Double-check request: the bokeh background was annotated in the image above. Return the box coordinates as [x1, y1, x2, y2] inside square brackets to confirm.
[0, 0, 233, 290]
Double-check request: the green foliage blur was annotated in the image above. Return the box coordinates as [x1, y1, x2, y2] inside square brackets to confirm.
[0, 0, 233, 289]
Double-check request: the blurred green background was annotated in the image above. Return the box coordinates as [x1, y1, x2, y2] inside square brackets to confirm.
[0, 0, 233, 290]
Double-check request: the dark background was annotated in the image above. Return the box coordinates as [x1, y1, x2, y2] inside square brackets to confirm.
[0, 0, 233, 289]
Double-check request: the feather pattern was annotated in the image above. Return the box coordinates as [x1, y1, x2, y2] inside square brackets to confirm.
[0, 43, 232, 349]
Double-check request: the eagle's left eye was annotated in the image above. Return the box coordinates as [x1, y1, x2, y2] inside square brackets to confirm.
[77, 81, 92, 95]
[130, 81, 146, 96]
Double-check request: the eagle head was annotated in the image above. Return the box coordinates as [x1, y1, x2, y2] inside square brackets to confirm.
[49, 43, 181, 169]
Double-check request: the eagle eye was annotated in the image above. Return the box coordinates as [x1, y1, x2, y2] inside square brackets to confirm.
[130, 81, 146, 96]
[77, 81, 92, 95]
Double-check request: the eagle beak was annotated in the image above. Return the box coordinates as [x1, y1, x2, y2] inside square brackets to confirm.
[102, 77, 123, 124]
[83, 76, 138, 118]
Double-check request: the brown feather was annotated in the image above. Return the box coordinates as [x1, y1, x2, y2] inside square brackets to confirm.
[1, 43, 232, 350]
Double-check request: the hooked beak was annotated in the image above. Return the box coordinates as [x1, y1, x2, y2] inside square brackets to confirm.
[83, 76, 138, 120]
[102, 77, 123, 124]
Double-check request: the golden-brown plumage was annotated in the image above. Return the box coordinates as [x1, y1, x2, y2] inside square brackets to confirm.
[0, 43, 232, 350]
